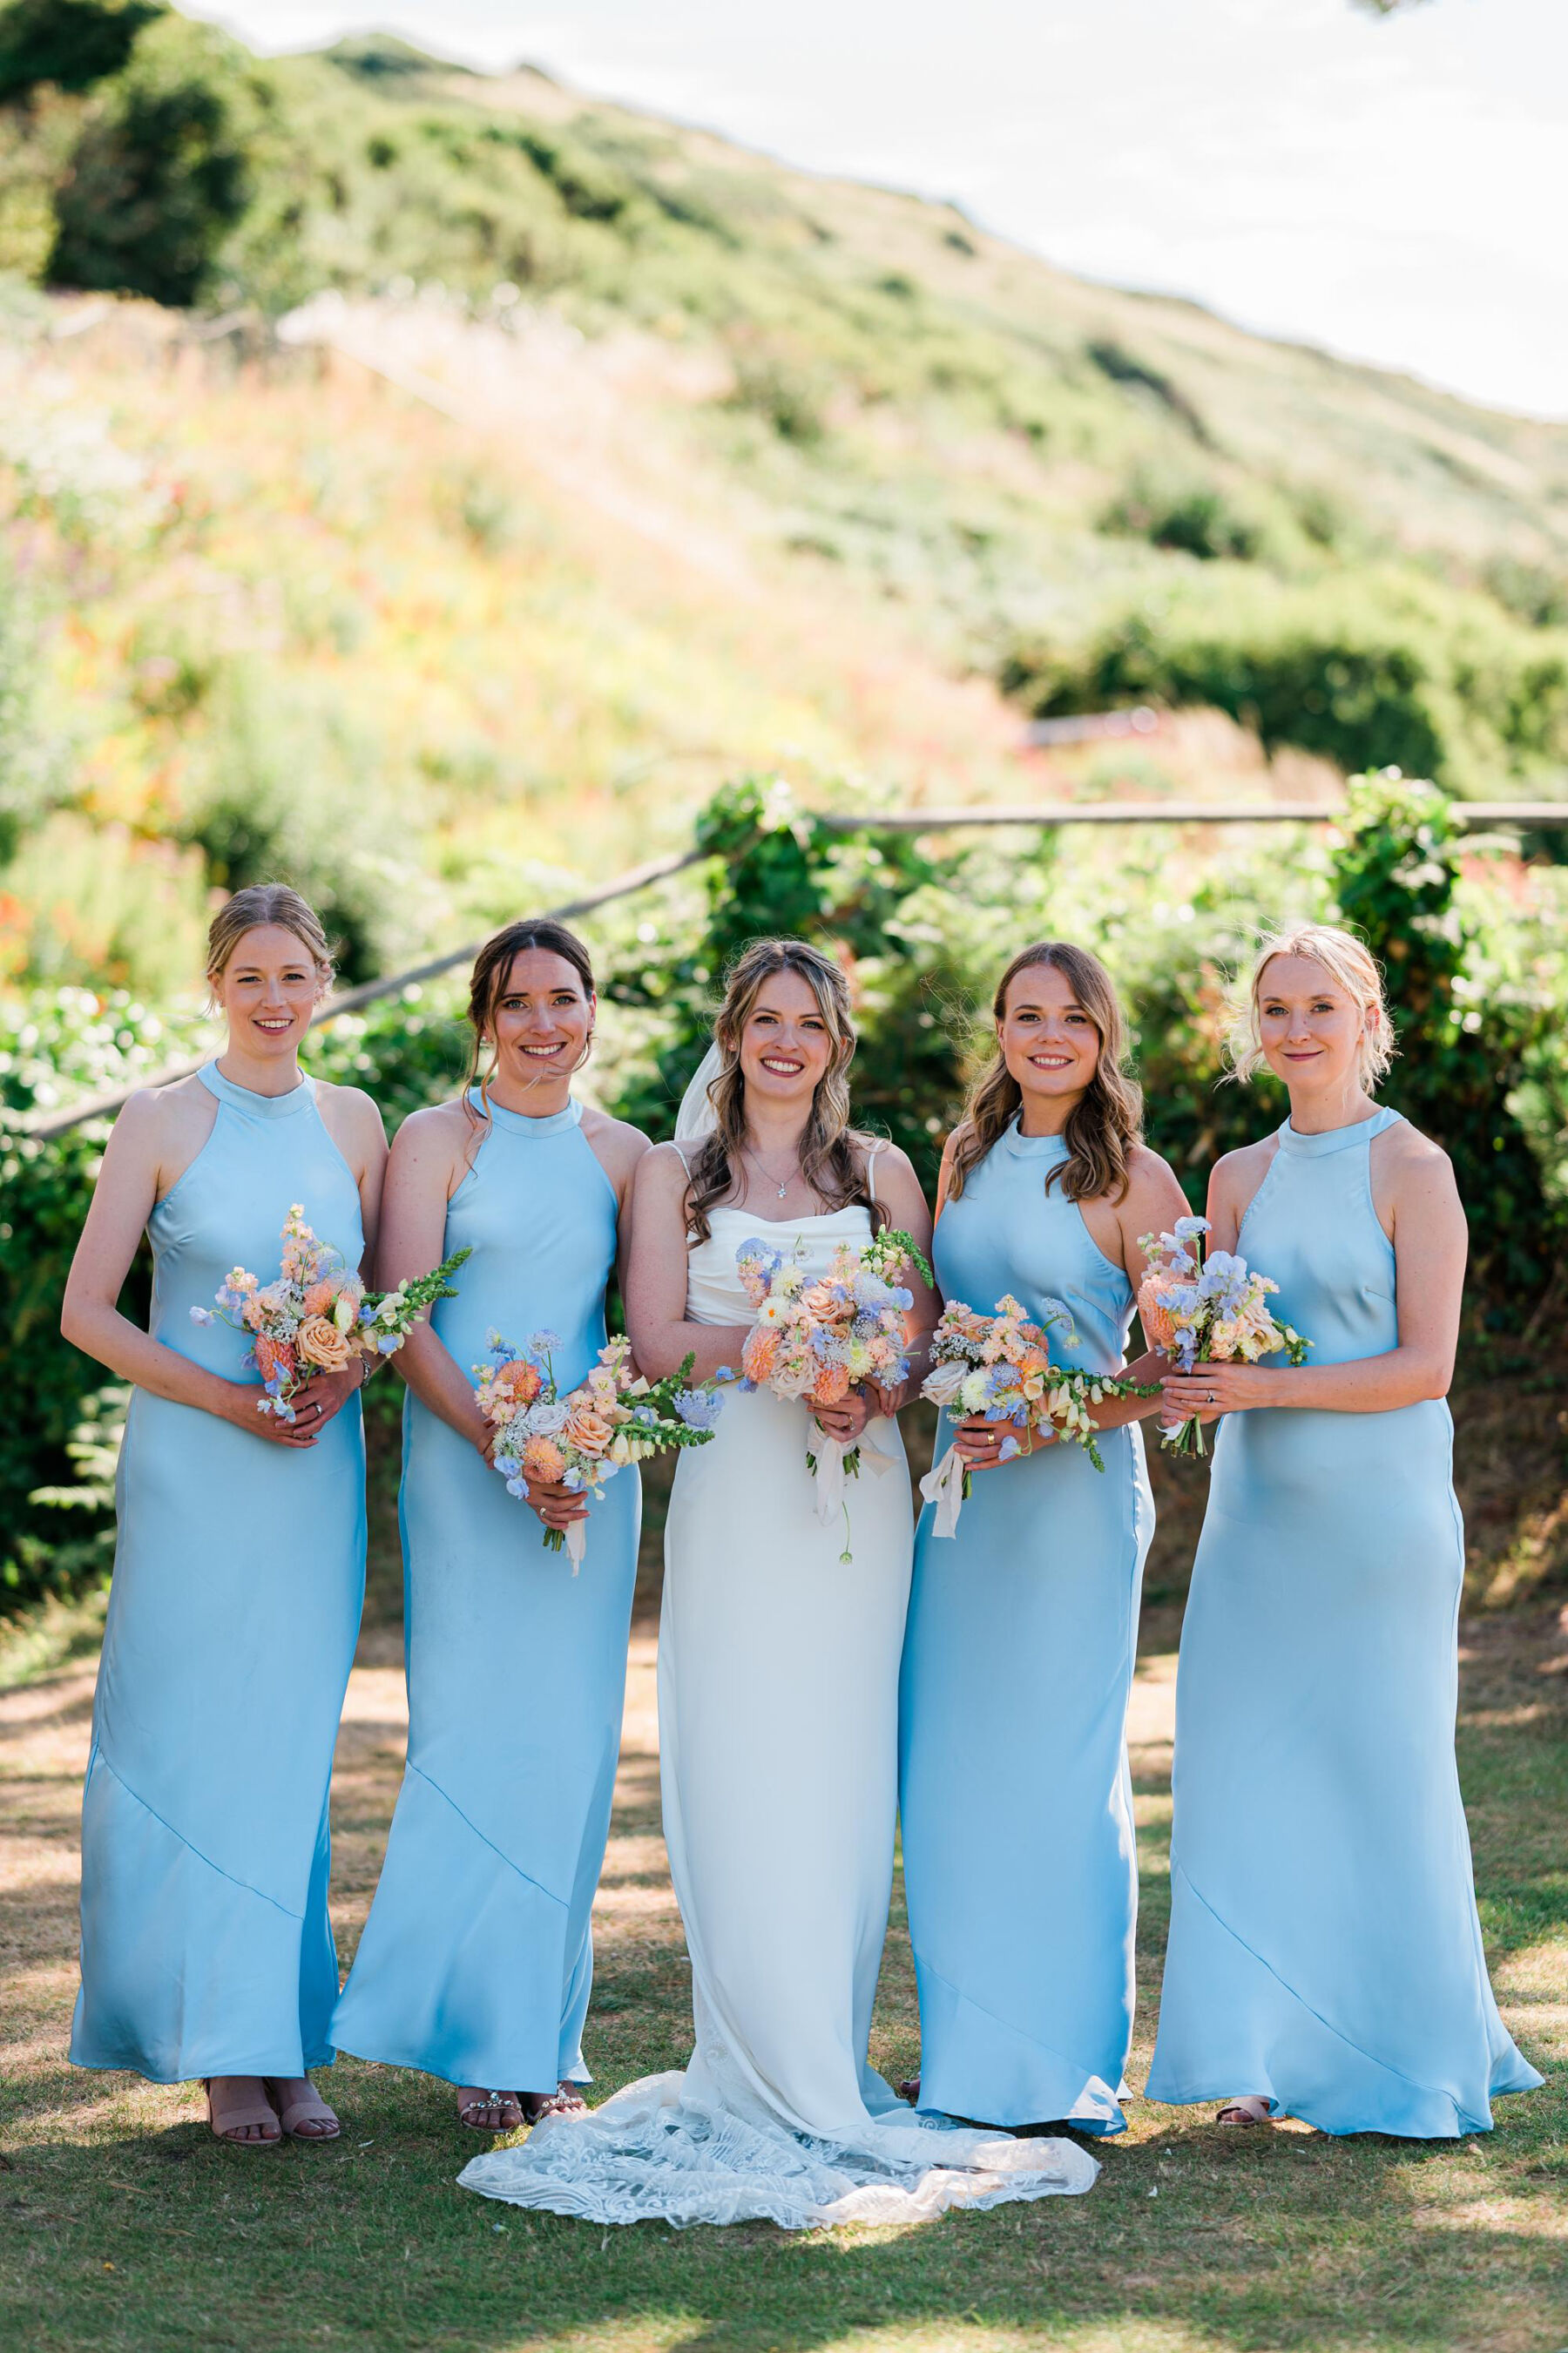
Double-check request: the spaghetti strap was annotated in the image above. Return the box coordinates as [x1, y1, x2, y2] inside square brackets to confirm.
[668, 1140, 693, 1175]
[866, 1143, 883, 1205]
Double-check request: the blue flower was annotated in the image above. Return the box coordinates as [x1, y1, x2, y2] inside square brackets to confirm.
[673, 1389, 724, 1430]
[632, 1404, 659, 1426]
[739, 1377, 759, 1395]
[998, 1434, 1021, 1462]
[1173, 1214, 1210, 1242]
[375, 1333, 402, 1355]
[713, 1365, 736, 1383]
[189, 1306, 213, 1325]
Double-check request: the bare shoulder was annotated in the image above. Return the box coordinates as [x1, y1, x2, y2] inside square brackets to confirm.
[115, 1075, 211, 1154]
[581, 1106, 652, 1183]
[314, 1078, 387, 1149]
[1377, 1113, 1459, 1203]
[1121, 1140, 1183, 1201]
[862, 1135, 917, 1185]
[389, 1098, 471, 1165]
[634, 1138, 694, 1201]
[1213, 1134, 1276, 1196]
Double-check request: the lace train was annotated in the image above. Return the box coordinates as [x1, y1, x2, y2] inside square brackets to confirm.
[458, 2070, 1098, 2229]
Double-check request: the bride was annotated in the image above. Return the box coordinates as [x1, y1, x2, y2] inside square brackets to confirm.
[460, 938, 1098, 2226]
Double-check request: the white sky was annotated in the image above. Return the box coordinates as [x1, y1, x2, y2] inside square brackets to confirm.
[186, 0, 1568, 419]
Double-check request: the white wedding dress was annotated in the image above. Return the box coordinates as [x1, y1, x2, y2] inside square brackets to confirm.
[459, 1192, 1098, 2227]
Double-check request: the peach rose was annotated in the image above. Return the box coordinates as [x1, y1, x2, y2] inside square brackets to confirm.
[521, 1436, 566, 1484]
[253, 1335, 297, 1384]
[563, 1401, 615, 1457]
[802, 1282, 854, 1327]
[297, 1314, 353, 1373]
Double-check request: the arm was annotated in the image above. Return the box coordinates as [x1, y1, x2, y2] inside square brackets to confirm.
[867, 1144, 938, 1417]
[59, 1091, 325, 1450]
[625, 1146, 750, 1381]
[375, 1107, 497, 1455]
[1161, 1128, 1464, 1421]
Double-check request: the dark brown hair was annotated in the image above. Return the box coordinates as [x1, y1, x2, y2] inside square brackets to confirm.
[947, 941, 1143, 1206]
[463, 917, 596, 1125]
[684, 937, 883, 1243]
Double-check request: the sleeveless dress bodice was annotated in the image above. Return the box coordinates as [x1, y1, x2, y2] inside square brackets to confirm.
[331, 1090, 640, 2096]
[1147, 1106, 1541, 2136]
[899, 1118, 1153, 2134]
[72, 1060, 368, 2083]
[684, 1200, 874, 1323]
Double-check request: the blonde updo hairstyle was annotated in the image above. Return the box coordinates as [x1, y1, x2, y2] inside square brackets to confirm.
[947, 941, 1144, 1206]
[683, 936, 882, 1244]
[205, 883, 335, 1007]
[1227, 922, 1396, 1091]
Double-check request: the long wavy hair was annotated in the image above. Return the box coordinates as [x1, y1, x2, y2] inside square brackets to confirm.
[683, 937, 883, 1243]
[461, 916, 596, 1131]
[947, 941, 1143, 1205]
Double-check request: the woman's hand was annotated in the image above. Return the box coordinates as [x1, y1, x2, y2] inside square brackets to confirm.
[868, 1381, 908, 1420]
[219, 1382, 328, 1449]
[1159, 1361, 1275, 1425]
[524, 1477, 591, 1532]
[951, 1412, 1051, 1471]
[295, 1357, 367, 1432]
[811, 1387, 872, 1444]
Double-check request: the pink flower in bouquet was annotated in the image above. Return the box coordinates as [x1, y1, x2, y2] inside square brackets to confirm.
[253, 1334, 296, 1385]
[522, 1435, 566, 1484]
[563, 1401, 616, 1457]
[298, 1314, 353, 1372]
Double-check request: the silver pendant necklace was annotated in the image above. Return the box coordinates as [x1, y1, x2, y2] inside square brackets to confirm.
[744, 1143, 798, 1200]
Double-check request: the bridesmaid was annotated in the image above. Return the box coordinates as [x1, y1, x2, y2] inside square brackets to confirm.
[329, 918, 649, 2133]
[1147, 923, 1542, 2135]
[898, 942, 1189, 2133]
[62, 885, 386, 2147]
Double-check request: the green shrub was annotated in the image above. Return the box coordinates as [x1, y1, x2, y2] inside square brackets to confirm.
[48, 13, 261, 305]
[1000, 570, 1568, 792]
[0, 0, 163, 101]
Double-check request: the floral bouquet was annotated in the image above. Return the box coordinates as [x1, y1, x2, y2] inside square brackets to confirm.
[193, 1205, 470, 1422]
[1138, 1214, 1311, 1457]
[918, 1293, 1159, 1537]
[736, 1226, 933, 1558]
[475, 1331, 727, 1566]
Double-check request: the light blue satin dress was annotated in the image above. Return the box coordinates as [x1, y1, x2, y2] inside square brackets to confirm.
[1147, 1108, 1541, 2135]
[899, 1121, 1153, 2133]
[71, 1061, 367, 2083]
[331, 1093, 639, 2094]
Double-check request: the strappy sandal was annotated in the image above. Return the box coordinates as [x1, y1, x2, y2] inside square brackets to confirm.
[1216, 2096, 1275, 2126]
[264, 2077, 341, 2141]
[204, 2077, 282, 2149]
[522, 2080, 588, 2124]
[458, 2089, 524, 2133]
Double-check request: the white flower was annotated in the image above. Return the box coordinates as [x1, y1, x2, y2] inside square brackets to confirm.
[923, 1359, 970, 1409]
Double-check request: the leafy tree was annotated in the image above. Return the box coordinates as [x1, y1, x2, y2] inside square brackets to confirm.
[47, 13, 261, 305]
[0, 0, 163, 101]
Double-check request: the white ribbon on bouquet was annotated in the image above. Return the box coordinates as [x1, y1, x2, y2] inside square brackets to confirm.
[811, 1425, 897, 1530]
[917, 1443, 967, 1539]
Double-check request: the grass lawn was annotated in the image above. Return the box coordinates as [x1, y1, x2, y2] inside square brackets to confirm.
[2, 1538, 1564, 2352]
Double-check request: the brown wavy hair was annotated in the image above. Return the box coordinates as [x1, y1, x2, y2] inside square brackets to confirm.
[683, 938, 883, 1243]
[462, 916, 596, 1130]
[946, 942, 1143, 1206]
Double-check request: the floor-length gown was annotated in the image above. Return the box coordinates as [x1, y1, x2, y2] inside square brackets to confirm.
[460, 1187, 1099, 2226]
[330, 1094, 639, 2095]
[900, 1122, 1152, 2132]
[1146, 1108, 1541, 2135]
[71, 1061, 366, 2082]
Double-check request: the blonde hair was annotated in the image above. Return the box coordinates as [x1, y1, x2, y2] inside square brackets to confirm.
[206, 884, 335, 997]
[1227, 922, 1396, 1090]
[948, 942, 1143, 1206]
[683, 937, 882, 1244]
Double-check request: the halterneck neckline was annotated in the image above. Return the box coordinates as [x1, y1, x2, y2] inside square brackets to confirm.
[199, 1060, 315, 1119]
[1276, 1106, 1399, 1160]
[1000, 1118, 1069, 1163]
[470, 1088, 583, 1139]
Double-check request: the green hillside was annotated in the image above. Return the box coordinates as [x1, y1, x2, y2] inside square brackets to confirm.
[3, 3, 1568, 991]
